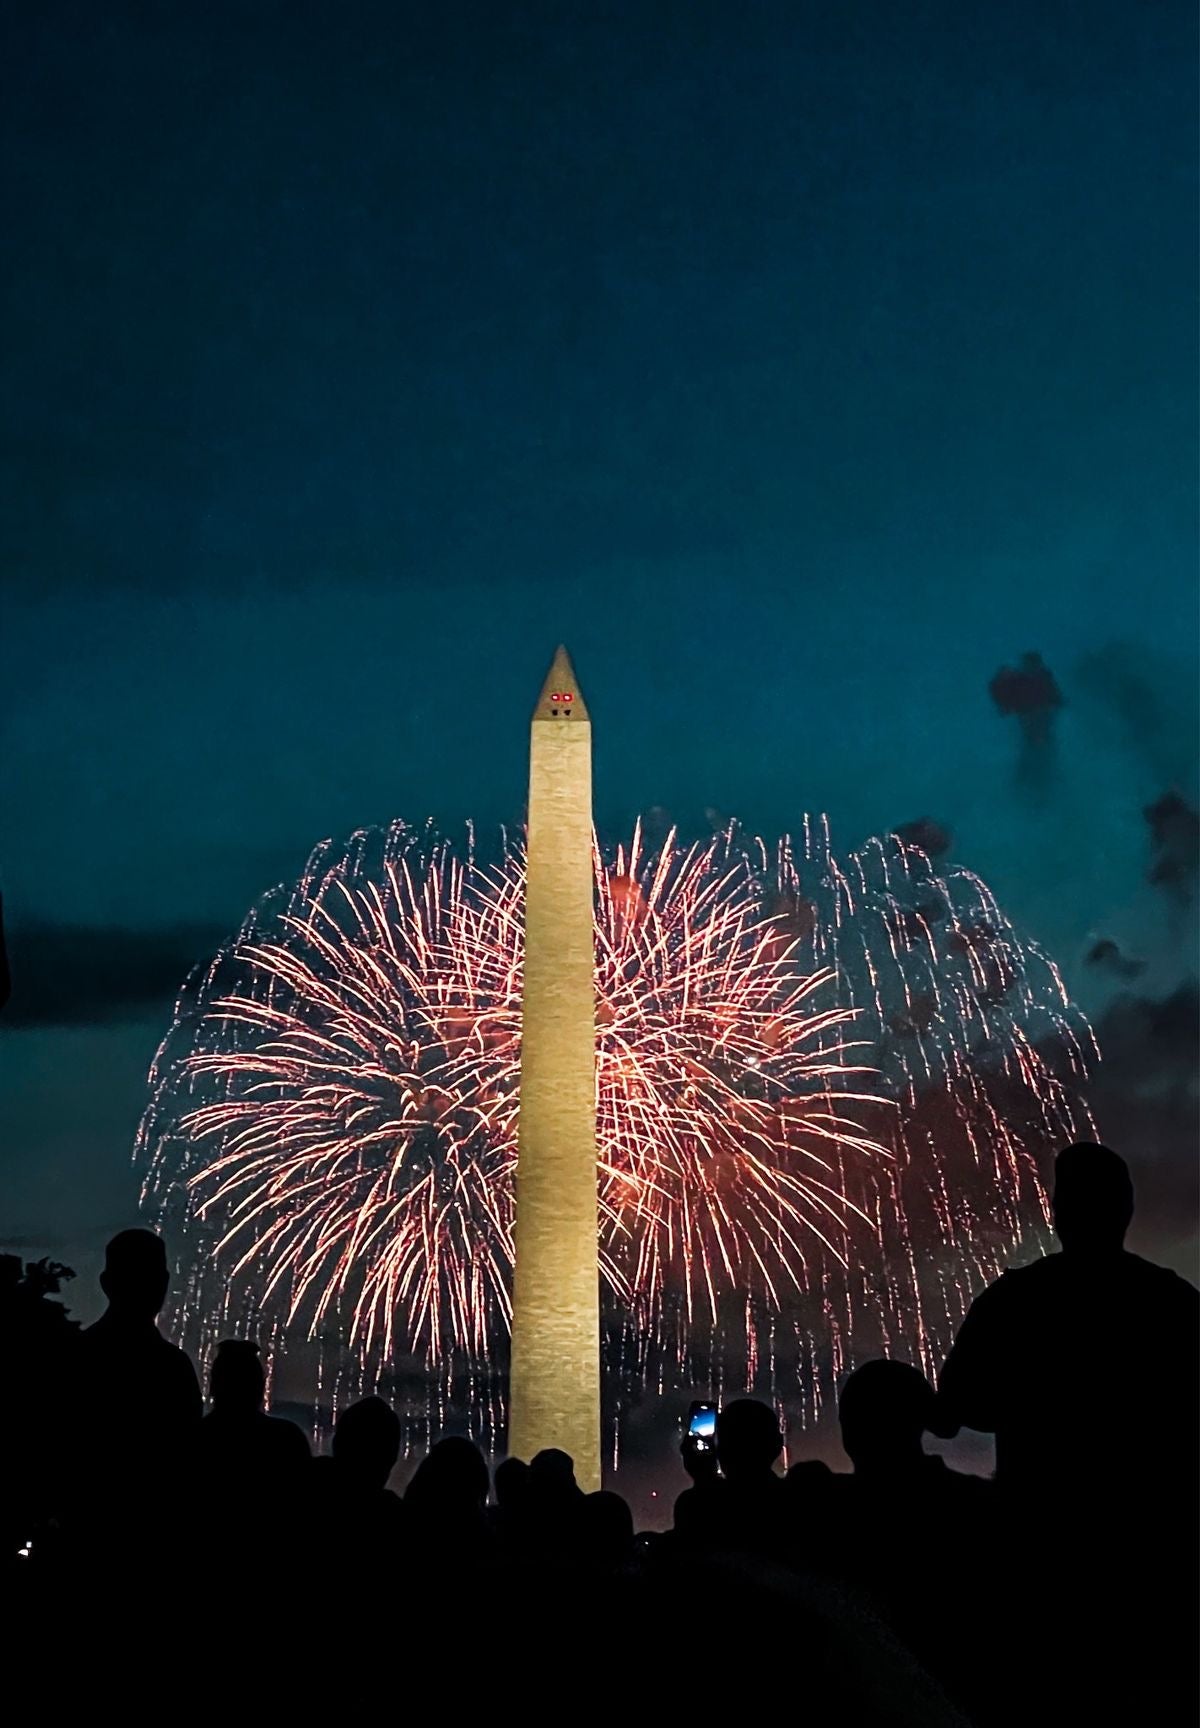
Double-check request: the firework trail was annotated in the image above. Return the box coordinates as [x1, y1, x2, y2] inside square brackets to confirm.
[745, 815, 1098, 1417]
[138, 817, 1095, 1443]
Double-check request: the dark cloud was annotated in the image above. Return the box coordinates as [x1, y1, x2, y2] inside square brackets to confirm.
[988, 651, 1063, 795]
[1093, 985, 1198, 1088]
[1144, 792, 1200, 906]
[1076, 642, 1200, 791]
[1085, 938, 1145, 981]
[1089, 985, 1199, 1264]
[1, 1220, 131, 1253]
[0, 1233, 74, 1253]
[1, 920, 226, 1029]
[988, 651, 1063, 726]
[892, 817, 952, 859]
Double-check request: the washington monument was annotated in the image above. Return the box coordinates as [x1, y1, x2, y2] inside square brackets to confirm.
[508, 645, 601, 1491]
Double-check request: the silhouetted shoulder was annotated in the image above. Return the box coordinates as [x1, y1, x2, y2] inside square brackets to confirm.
[1120, 1253, 1200, 1301]
[269, 1414, 313, 1460]
[158, 1332, 204, 1415]
[937, 1264, 1039, 1434]
[77, 1313, 202, 1415]
[162, 1330, 203, 1370]
[988, 1253, 1066, 1293]
[962, 1252, 1094, 1314]
[995, 1248, 1197, 1293]
[971, 1252, 1196, 1320]
[941, 1258, 1049, 1343]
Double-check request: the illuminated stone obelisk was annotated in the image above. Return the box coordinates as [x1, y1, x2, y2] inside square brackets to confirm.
[508, 645, 601, 1491]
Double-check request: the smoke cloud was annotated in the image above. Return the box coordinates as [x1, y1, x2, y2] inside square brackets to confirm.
[1076, 642, 1200, 791]
[1, 919, 225, 1029]
[988, 651, 1063, 795]
[1089, 986, 1199, 1268]
[1085, 937, 1146, 981]
[1144, 793, 1200, 906]
[892, 817, 952, 858]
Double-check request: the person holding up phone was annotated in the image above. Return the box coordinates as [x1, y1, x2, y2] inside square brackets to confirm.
[674, 1400, 721, 1542]
[674, 1397, 793, 1563]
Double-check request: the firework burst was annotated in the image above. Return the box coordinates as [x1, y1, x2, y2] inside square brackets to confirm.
[138, 816, 1095, 1441]
[593, 825, 885, 1323]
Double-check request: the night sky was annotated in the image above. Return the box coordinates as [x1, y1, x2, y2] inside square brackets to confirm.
[2, 0, 1196, 1351]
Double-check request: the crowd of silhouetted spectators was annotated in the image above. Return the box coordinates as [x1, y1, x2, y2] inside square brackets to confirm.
[2, 1142, 1196, 1724]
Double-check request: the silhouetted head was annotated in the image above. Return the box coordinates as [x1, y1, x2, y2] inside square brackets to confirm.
[582, 1489, 635, 1569]
[100, 1229, 169, 1320]
[209, 1339, 266, 1415]
[332, 1396, 401, 1492]
[716, 1399, 783, 1483]
[407, 1435, 490, 1515]
[529, 1447, 579, 1497]
[1053, 1143, 1133, 1255]
[839, 1359, 943, 1473]
[494, 1455, 530, 1510]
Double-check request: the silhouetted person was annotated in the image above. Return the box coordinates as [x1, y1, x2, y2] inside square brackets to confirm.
[674, 1398, 790, 1560]
[939, 1144, 1199, 1721]
[333, 1395, 402, 1491]
[67, 1229, 200, 1565]
[310, 1396, 406, 1578]
[201, 1339, 310, 1470]
[717, 1398, 784, 1480]
[406, 1434, 494, 1572]
[784, 1457, 834, 1494]
[407, 1433, 490, 1513]
[939, 1144, 1199, 1500]
[840, 1359, 957, 1478]
[507, 1447, 586, 1566]
[488, 1455, 530, 1555]
[529, 1445, 579, 1495]
[669, 1407, 722, 1545]
[0, 1256, 78, 1572]
[193, 1340, 310, 1571]
[664, 1395, 972, 1728]
[834, 1360, 996, 1720]
[580, 1489, 635, 1575]
[493, 1455, 530, 1511]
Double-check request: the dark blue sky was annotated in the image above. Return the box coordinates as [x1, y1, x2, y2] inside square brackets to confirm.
[1, 0, 1196, 1308]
